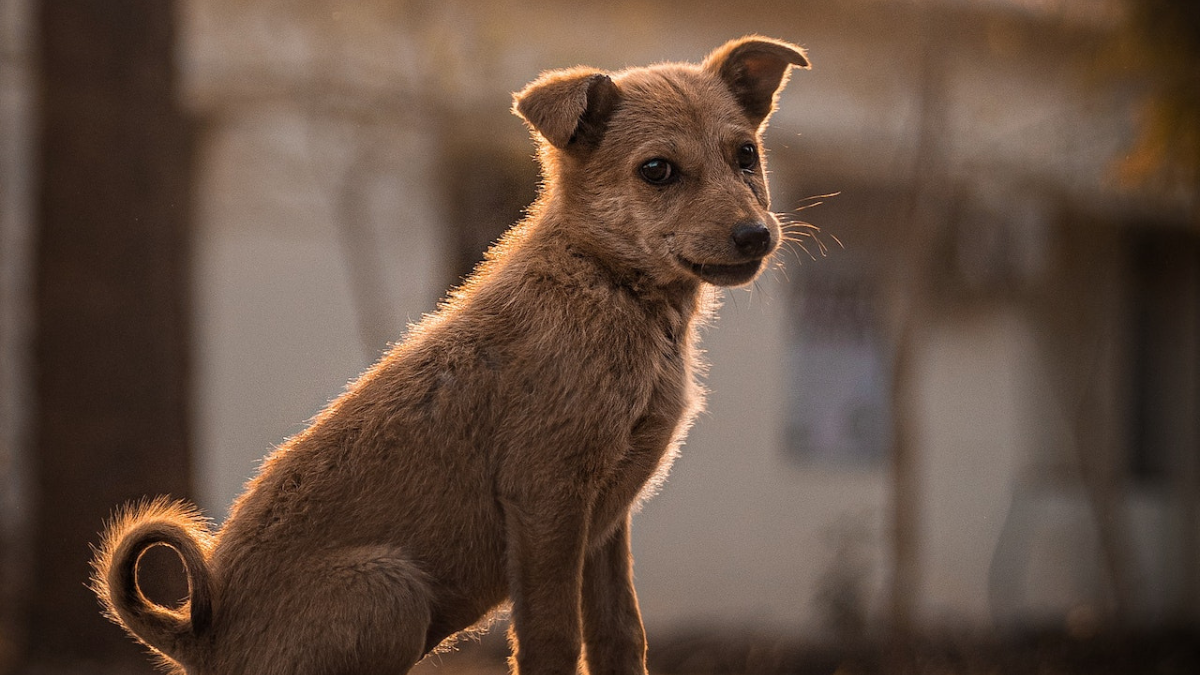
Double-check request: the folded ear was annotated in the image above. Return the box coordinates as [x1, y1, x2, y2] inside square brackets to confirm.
[703, 36, 809, 128]
[512, 67, 620, 150]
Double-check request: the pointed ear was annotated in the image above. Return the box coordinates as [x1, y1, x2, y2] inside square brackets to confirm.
[703, 36, 809, 127]
[513, 68, 620, 150]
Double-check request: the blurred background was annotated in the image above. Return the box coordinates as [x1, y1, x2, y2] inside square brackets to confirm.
[1, 0, 1198, 673]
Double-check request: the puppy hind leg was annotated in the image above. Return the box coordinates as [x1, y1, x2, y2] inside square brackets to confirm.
[285, 547, 434, 675]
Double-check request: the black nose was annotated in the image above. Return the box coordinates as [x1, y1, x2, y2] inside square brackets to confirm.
[730, 221, 772, 257]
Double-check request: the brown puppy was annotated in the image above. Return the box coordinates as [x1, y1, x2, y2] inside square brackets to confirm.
[92, 36, 808, 675]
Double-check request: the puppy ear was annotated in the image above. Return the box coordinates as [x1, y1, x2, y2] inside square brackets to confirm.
[703, 36, 809, 127]
[513, 68, 620, 150]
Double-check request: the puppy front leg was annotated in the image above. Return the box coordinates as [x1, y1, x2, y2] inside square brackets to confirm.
[505, 503, 588, 675]
[582, 515, 647, 675]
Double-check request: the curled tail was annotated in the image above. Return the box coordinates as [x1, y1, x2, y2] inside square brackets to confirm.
[91, 497, 215, 669]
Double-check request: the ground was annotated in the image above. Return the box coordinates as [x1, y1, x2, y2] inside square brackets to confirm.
[409, 627, 1200, 675]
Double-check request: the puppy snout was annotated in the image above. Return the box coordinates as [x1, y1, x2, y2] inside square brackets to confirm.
[730, 221, 772, 258]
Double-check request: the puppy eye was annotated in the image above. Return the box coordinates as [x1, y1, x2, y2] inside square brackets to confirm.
[639, 158, 677, 186]
[737, 142, 758, 171]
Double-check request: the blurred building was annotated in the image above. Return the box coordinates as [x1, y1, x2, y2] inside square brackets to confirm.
[1, 0, 1197, 671]
[176, 0, 1199, 637]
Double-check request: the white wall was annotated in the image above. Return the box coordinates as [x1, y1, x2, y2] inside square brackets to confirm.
[180, 0, 1153, 637]
[191, 105, 446, 516]
[633, 276, 891, 635]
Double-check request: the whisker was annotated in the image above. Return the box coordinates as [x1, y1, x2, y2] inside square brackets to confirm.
[773, 260, 792, 283]
[778, 241, 801, 263]
[777, 216, 821, 233]
[780, 222, 821, 234]
[811, 232, 830, 257]
[797, 191, 841, 204]
[774, 192, 840, 264]
[777, 213, 843, 262]
[784, 191, 840, 215]
[794, 239, 817, 261]
[780, 231, 818, 244]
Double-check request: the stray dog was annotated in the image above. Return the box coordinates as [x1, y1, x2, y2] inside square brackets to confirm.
[92, 35, 808, 675]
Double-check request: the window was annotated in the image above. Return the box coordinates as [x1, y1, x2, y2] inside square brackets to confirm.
[784, 257, 891, 468]
[441, 133, 539, 285]
[1126, 227, 1200, 483]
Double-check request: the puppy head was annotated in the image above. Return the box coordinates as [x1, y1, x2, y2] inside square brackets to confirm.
[514, 36, 809, 288]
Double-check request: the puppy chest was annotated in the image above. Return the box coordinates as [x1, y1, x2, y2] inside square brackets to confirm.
[589, 360, 697, 525]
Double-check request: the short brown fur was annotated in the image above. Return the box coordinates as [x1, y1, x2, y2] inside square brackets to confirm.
[91, 36, 808, 675]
